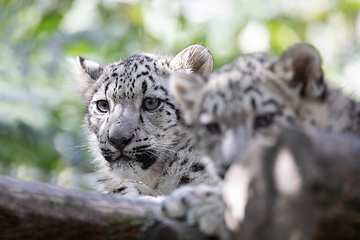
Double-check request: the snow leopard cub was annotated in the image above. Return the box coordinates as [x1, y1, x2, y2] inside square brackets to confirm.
[161, 43, 360, 238]
[72, 45, 219, 198]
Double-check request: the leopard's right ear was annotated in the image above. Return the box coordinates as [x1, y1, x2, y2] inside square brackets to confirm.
[71, 56, 104, 95]
[276, 43, 325, 100]
[170, 45, 214, 77]
[170, 72, 207, 125]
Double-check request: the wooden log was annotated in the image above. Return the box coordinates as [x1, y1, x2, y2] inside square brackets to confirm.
[0, 175, 206, 240]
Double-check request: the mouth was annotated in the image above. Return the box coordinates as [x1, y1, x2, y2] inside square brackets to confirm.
[105, 151, 157, 170]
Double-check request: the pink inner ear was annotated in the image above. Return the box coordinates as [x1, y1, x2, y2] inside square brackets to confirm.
[289, 55, 312, 88]
[279, 43, 323, 98]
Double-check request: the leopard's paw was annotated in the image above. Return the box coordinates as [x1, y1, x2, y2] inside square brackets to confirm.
[160, 184, 232, 240]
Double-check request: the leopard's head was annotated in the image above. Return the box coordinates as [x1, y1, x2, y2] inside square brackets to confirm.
[170, 43, 329, 177]
[72, 45, 213, 190]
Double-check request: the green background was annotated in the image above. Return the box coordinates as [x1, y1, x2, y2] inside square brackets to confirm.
[1, 0, 359, 189]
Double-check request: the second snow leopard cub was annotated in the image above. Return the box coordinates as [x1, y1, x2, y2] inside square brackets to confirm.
[161, 43, 360, 238]
[72, 45, 219, 198]
[170, 43, 360, 176]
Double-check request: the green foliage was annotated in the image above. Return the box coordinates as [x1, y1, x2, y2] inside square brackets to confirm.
[1, 0, 359, 189]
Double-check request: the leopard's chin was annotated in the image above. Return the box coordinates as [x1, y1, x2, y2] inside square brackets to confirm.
[108, 155, 135, 165]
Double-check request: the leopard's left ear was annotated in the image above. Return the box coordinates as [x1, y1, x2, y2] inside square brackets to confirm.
[71, 56, 104, 95]
[69, 56, 105, 105]
[170, 45, 214, 77]
[170, 72, 207, 125]
[277, 43, 326, 100]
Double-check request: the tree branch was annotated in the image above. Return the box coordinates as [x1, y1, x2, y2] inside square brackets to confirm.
[0, 175, 205, 240]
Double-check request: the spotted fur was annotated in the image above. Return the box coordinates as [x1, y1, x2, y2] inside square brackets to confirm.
[72, 45, 219, 197]
[162, 43, 360, 239]
[171, 43, 360, 175]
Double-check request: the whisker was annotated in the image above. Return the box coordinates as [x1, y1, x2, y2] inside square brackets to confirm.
[138, 148, 173, 162]
[147, 151, 160, 160]
[153, 143, 178, 152]
[71, 149, 87, 158]
[70, 145, 89, 150]
[153, 146, 177, 154]
[152, 149, 174, 162]
[69, 145, 92, 159]
[143, 151, 155, 162]
[156, 142, 179, 148]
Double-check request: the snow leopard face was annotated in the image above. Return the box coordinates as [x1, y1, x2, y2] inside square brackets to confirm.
[73, 45, 218, 194]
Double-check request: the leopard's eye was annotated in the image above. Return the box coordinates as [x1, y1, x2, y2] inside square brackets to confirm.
[254, 113, 275, 129]
[96, 100, 109, 113]
[142, 97, 161, 112]
[205, 123, 221, 135]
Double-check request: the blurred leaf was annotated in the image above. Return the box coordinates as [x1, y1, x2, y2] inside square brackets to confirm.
[337, 0, 360, 17]
[64, 40, 97, 57]
[34, 12, 63, 36]
[125, 3, 143, 27]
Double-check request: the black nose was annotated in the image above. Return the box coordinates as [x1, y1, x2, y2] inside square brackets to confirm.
[109, 135, 132, 152]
